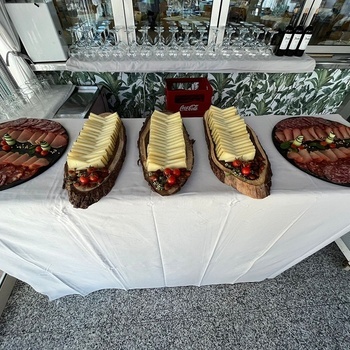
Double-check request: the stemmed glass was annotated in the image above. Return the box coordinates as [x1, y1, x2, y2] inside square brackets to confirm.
[154, 26, 166, 59]
[194, 25, 207, 59]
[111, 26, 125, 59]
[167, 25, 180, 59]
[125, 26, 139, 59]
[220, 26, 235, 58]
[206, 28, 219, 59]
[139, 25, 153, 59]
[179, 25, 193, 59]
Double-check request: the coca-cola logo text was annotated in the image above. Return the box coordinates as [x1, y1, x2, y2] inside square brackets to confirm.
[179, 104, 199, 112]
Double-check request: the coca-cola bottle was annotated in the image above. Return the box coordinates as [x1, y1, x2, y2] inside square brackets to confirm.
[295, 10, 319, 57]
[285, 10, 308, 56]
[275, 8, 299, 56]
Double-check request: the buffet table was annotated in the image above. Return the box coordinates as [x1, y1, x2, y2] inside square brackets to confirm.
[1, 114, 350, 300]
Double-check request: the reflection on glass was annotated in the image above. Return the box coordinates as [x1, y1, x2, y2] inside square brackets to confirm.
[133, 0, 213, 49]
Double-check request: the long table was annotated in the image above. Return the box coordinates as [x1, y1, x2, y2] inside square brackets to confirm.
[1, 114, 350, 300]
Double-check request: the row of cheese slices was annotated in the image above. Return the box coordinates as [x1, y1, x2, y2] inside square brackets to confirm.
[67, 112, 121, 171]
[146, 111, 187, 172]
[207, 106, 256, 162]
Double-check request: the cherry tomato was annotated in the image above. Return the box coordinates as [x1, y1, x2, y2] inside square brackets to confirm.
[241, 166, 251, 176]
[40, 150, 49, 156]
[320, 141, 328, 146]
[163, 168, 172, 176]
[172, 168, 181, 177]
[329, 143, 336, 148]
[89, 173, 99, 182]
[232, 159, 242, 167]
[1, 139, 7, 146]
[35, 146, 42, 153]
[2, 144, 11, 151]
[79, 176, 89, 185]
[290, 144, 298, 149]
[167, 175, 176, 185]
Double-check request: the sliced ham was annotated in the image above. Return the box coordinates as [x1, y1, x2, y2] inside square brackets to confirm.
[0, 152, 15, 164]
[338, 125, 350, 139]
[43, 132, 57, 145]
[313, 150, 331, 162]
[8, 130, 22, 140]
[1, 152, 21, 164]
[34, 132, 48, 144]
[283, 128, 293, 141]
[292, 128, 302, 140]
[51, 134, 68, 148]
[301, 128, 313, 141]
[325, 126, 334, 136]
[287, 151, 304, 163]
[332, 148, 348, 159]
[28, 131, 44, 144]
[332, 127, 343, 140]
[17, 129, 34, 143]
[298, 148, 313, 163]
[0, 128, 9, 138]
[339, 147, 350, 155]
[28, 157, 49, 169]
[22, 156, 39, 167]
[314, 127, 327, 140]
[308, 127, 319, 140]
[322, 149, 338, 162]
[309, 151, 323, 162]
[0, 151, 6, 157]
[12, 153, 30, 165]
[275, 130, 286, 142]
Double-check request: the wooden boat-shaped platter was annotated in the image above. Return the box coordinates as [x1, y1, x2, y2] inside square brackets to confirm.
[63, 113, 127, 209]
[203, 111, 272, 199]
[138, 116, 194, 196]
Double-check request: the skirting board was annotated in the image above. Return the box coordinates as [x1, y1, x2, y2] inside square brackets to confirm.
[0, 274, 16, 316]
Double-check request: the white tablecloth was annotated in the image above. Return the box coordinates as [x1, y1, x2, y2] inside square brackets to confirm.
[66, 55, 316, 73]
[1, 114, 349, 300]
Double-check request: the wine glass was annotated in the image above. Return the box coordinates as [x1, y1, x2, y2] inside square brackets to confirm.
[167, 25, 180, 59]
[154, 26, 166, 59]
[205, 27, 219, 59]
[125, 26, 139, 59]
[139, 25, 153, 59]
[179, 25, 193, 59]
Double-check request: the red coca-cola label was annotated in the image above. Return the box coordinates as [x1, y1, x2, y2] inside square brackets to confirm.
[179, 104, 199, 112]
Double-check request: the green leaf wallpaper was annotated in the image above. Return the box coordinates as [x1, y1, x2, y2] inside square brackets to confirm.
[42, 68, 350, 118]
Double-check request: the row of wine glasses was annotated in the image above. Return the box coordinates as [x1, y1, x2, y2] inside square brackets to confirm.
[0, 78, 52, 121]
[67, 20, 279, 61]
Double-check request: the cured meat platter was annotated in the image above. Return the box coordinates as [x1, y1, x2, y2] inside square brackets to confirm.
[273, 116, 350, 186]
[0, 118, 68, 190]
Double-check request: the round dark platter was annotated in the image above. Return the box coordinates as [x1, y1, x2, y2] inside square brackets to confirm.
[0, 118, 69, 191]
[272, 116, 350, 187]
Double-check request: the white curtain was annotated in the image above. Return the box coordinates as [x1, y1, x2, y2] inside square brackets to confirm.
[0, 0, 36, 88]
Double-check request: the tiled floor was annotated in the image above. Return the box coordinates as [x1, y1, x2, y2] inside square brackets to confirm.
[1, 242, 350, 349]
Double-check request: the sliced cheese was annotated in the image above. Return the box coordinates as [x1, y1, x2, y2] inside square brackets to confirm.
[207, 105, 256, 162]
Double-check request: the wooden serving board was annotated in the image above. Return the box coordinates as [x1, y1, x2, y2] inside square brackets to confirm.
[63, 114, 127, 209]
[203, 112, 272, 199]
[0, 118, 68, 191]
[138, 116, 194, 196]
